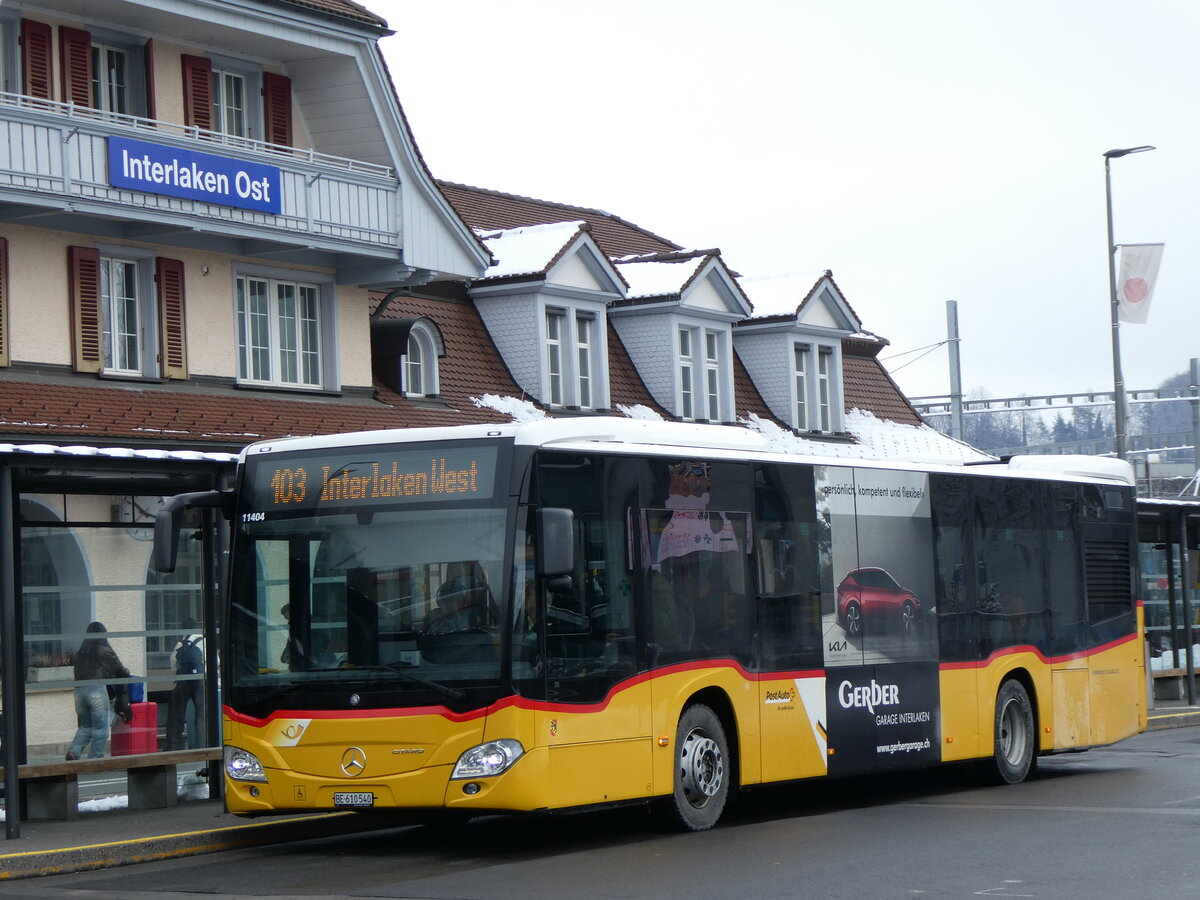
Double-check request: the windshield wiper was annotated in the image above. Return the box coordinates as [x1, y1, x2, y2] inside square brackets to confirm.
[345, 663, 467, 702]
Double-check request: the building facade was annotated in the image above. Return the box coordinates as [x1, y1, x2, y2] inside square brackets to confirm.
[1, 0, 985, 812]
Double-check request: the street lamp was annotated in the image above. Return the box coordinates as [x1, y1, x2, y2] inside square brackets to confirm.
[1104, 144, 1155, 460]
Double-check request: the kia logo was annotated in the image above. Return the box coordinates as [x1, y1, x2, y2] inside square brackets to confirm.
[341, 746, 367, 777]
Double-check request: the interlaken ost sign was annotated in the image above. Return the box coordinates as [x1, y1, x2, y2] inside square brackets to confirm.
[107, 136, 282, 214]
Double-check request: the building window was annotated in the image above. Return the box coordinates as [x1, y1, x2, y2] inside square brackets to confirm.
[100, 256, 140, 374]
[546, 310, 565, 406]
[401, 322, 440, 398]
[212, 68, 247, 137]
[577, 313, 593, 409]
[237, 276, 323, 388]
[818, 348, 833, 432]
[704, 330, 721, 421]
[679, 327, 694, 420]
[794, 343, 809, 430]
[791, 342, 839, 433]
[405, 332, 424, 395]
[91, 42, 128, 114]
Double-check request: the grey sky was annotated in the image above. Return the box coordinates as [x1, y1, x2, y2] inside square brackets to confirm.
[376, 0, 1198, 401]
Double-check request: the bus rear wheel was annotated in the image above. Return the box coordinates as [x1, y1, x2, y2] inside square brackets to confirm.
[670, 704, 730, 831]
[987, 679, 1035, 784]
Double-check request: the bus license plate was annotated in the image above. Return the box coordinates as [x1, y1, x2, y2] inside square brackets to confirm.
[333, 791, 374, 808]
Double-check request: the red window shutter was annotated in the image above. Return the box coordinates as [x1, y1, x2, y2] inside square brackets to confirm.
[59, 26, 92, 107]
[144, 39, 157, 121]
[20, 19, 53, 100]
[0, 237, 9, 367]
[181, 54, 213, 130]
[262, 72, 293, 147]
[69, 246, 103, 373]
[156, 257, 188, 379]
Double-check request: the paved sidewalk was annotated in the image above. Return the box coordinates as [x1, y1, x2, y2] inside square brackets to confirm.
[0, 798, 407, 880]
[3, 704, 1197, 881]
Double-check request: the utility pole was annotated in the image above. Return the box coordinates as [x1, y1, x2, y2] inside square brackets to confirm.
[946, 301, 963, 441]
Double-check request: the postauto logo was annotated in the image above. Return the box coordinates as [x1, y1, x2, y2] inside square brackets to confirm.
[837, 678, 900, 715]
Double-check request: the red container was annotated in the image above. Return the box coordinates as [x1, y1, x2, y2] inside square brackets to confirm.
[111, 701, 157, 756]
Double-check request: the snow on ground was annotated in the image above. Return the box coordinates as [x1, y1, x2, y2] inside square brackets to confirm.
[0, 774, 209, 822]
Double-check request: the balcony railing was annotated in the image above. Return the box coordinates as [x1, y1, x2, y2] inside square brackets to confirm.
[0, 92, 399, 252]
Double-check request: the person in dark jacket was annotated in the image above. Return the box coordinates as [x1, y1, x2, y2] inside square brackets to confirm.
[66, 621, 132, 760]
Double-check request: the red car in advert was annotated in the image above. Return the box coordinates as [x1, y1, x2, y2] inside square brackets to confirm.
[837, 567, 920, 636]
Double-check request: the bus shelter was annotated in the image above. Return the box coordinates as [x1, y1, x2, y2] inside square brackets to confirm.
[1, 444, 234, 839]
[1138, 497, 1200, 705]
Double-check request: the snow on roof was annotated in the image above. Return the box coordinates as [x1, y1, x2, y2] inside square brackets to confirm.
[741, 409, 996, 465]
[616, 256, 708, 299]
[476, 221, 586, 279]
[0, 442, 237, 463]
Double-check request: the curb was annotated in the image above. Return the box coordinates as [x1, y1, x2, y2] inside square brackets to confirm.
[0, 811, 394, 881]
[1146, 708, 1200, 732]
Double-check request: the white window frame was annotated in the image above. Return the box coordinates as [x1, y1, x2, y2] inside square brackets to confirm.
[402, 322, 440, 398]
[542, 305, 604, 410]
[235, 268, 333, 390]
[88, 29, 146, 117]
[704, 329, 722, 422]
[792, 341, 841, 433]
[817, 347, 833, 432]
[209, 55, 262, 141]
[91, 41, 129, 114]
[793, 342, 809, 431]
[545, 309, 565, 406]
[576, 313, 593, 410]
[96, 244, 156, 378]
[678, 326, 695, 420]
[678, 324, 729, 423]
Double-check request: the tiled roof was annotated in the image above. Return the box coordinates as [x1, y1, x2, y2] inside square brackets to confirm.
[841, 355, 924, 426]
[439, 182, 680, 260]
[272, 0, 389, 29]
[0, 362, 515, 451]
[371, 292, 525, 410]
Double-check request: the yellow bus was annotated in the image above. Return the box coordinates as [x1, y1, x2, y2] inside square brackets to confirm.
[157, 417, 1145, 830]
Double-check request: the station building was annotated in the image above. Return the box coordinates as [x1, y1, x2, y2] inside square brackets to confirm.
[14, 0, 1190, 827]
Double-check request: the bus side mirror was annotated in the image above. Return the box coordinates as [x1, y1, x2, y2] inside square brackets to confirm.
[153, 490, 233, 573]
[536, 507, 574, 592]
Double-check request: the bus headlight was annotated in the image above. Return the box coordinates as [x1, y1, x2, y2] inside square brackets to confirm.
[224, 745, 268, 783]
[451, 739, 524, 779]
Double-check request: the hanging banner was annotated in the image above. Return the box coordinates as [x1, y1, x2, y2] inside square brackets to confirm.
[1116, 243, 1164, 324]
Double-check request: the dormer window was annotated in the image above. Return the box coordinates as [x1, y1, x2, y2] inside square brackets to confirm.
[678, 327, 694, 419]
[677, 324, 729, 423]
[817, 347, 833, 431]
[794, 343, 809, 430]
[792, 341, 841, 433]
[542, 307, 602, 409]
[546, 309, 564, 405]
[576, 313, 593, 408]
[704, 330, 722, 421]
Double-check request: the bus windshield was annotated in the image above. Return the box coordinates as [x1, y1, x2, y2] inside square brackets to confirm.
[227, 441, 512, 710]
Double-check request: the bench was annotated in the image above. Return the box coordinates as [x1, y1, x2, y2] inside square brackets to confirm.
[0, 748, 222, 821]
[1152, 667, 1188, 701]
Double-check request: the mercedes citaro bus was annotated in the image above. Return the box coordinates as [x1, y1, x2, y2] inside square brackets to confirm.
[155, 417, 1144, 830]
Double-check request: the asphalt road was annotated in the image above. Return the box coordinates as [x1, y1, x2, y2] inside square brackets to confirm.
[8, 726, 1198, 899]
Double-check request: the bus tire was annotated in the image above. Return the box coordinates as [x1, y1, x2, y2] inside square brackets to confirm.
[987, 679, 1035, 784]
[670, 703, 730, 831]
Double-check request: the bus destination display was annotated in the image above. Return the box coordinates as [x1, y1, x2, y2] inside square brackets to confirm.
[248, 445, 498, 513]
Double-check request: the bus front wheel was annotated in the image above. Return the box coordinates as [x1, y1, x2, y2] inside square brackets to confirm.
[670, 704, 730, 831]
[987, 679, 1036, 784]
